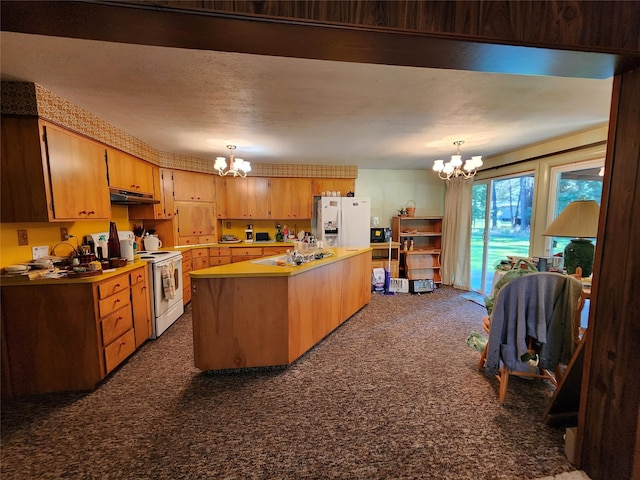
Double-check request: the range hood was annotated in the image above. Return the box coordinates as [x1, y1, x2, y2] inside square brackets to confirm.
[109, 188, 160, 205]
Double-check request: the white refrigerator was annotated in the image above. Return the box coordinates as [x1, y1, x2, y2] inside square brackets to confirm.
[312, 196, 371, 248]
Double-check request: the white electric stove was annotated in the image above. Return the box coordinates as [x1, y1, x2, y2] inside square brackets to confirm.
[136, 250, 184, 339]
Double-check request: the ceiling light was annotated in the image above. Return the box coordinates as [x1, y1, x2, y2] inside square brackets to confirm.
[214, 145, 251, 178]
[432, 140, 483, 180]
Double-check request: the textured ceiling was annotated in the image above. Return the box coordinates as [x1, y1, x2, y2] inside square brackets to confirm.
[0, 32, 613, 169]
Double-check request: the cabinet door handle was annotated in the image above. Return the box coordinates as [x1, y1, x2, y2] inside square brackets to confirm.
[79, 210, 87, 214]
[120, 340, 127, 346]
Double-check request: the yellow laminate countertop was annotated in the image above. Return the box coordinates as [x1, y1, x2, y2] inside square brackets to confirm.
[0, 260, 149, 286]
[190, 247, 372, 278]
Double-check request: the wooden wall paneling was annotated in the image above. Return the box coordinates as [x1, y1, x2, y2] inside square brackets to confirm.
[56, 1, 640, 54]
[577, 66, 640, 480]
[2, 2, 636, 79]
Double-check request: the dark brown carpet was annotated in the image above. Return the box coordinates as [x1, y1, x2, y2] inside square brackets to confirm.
[1, 287, 575, 479]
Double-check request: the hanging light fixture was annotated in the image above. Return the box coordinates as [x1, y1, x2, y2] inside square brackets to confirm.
[214, 145, 251, 178]
[432, 140, 483, 180]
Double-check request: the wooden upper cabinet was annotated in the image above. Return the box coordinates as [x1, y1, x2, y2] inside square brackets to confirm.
[214, 176, 226, 218]
[312, 178, 355, 196]
[1, 117, 110, 222]
[173, 170, 214, 202]
[270, 178, 312, 219]
[247, 177, 270, 219]
[176, 201, 216, 237]
[106, 148, 154, 195]
[224, 177, 269, 219]
[128, 167, 175, 220]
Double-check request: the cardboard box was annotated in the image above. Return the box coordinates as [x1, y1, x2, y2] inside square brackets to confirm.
[371, 259, 399, 278]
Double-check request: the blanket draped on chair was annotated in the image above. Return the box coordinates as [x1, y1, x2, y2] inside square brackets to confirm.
[484, 272, 583, 376]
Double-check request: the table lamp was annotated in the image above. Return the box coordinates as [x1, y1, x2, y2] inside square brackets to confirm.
[543, 199, 600, 276]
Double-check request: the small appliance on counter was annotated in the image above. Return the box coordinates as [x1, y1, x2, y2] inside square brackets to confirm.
[245, 224, 254, 243]
[85, 230, 136, 261]
[255, 232, 271, 242]
[143, 234, 162, 251]
[370, 227, 391, 243]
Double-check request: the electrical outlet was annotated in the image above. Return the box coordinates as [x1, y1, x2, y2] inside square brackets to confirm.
[17, 229, 28, 246]
[60, 227, 68, 241]
[226, 221, 231, 229]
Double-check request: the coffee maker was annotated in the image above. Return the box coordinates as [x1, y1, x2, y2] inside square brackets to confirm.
[245, 224, 254, 243]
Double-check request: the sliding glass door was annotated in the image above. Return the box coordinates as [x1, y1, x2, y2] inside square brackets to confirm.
[471, 173, 535, 294]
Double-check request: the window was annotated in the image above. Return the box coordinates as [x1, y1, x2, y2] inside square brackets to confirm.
[546, 161, 604, 256]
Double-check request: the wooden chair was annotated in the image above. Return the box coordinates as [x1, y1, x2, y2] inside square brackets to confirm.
[479, 272, 584, 403]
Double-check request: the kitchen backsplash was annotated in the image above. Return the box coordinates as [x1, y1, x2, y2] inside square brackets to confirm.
[222, 220, 311, 243]
[0, 206, 132, 266]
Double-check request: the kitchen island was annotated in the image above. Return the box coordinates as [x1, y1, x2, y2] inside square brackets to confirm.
[190, 247, 372, 371]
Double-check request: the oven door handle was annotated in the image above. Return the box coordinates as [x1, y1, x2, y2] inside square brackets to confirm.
[174, 266, 180, 290]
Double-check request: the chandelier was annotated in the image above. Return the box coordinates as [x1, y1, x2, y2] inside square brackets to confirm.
[432, 140, 483, 180]
[214, 145, 251, 178]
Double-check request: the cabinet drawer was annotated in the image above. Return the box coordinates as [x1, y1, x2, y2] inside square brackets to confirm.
[98, 289, 131, 318]
[181, 250, 193, 263]
[182, 261, 193, 274]
[198, 235, 216, 244]
[101, 305, 134, 346]
[192, 248, 208, 258]
[98, 275, 129, 299]
[129, 269, 146, 286]
[209, 247, 231, 256]
[178, 236, 199, 246]
[263, 246, 289, 255]
[104, 329, 136, 373]
[209, 256, 231, 266]
[231, 247, 263, 256]
[193, 256, 209, 270]
[231, 255, 262, 263]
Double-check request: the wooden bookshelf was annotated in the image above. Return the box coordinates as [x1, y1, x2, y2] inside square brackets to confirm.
[391, 216, 442, 284]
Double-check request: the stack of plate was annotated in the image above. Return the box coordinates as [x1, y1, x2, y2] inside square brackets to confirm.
[4, 264, 29, 274]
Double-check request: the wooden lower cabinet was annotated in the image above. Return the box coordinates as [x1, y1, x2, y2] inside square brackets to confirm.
[192, 249, 371, 371]
[209, 246, 231, 266]
[0, 264, 152, 399]
[130, 267, 152, 346]
[182, 250, 193, 305]
[231, 246, 263, 263]
[192, 248, 210, 270]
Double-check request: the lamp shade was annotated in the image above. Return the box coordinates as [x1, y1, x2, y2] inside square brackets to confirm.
[543, 200, 600, 238]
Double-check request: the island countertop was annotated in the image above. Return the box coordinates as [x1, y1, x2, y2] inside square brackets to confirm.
[189, 247, 372, 278]
[191, 247, 372, 371]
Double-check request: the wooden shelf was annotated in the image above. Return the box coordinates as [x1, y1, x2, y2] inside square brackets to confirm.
[392, 216, 443, 283]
